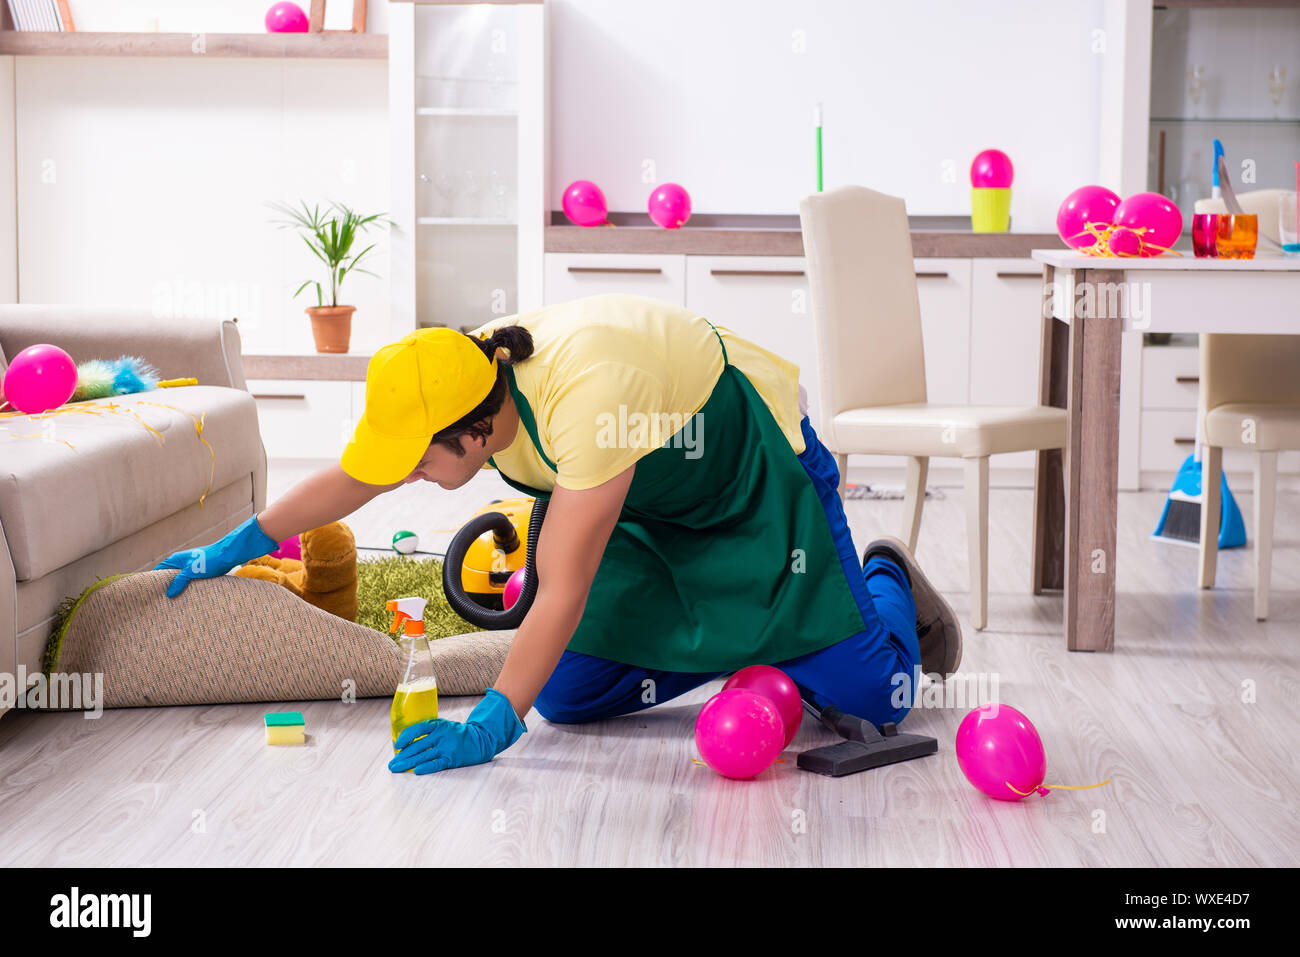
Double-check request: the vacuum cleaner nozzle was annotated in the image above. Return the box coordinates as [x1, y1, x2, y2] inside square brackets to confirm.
[796, 701, 938, 777]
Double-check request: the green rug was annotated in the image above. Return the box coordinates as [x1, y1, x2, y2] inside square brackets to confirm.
[356, 556, 481, 638]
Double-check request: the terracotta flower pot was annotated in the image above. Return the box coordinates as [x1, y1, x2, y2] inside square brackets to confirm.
[307, 305, 356, 354]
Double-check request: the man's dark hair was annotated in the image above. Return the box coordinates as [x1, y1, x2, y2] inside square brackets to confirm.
[430, 325, 534, 457]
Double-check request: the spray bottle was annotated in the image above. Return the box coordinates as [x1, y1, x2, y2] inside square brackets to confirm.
[387, 597, 439, 748]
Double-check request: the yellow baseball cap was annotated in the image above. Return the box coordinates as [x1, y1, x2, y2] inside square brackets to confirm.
[340, 328, 498, 485]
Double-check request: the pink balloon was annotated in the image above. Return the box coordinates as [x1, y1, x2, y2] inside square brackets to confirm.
[1113, 191, 1183, 257]
[265, 2, 309, 33]
[970, 149, 1014, 188]
[2, 343, 78, 415]
[695, 689, 784, 780]
[648, 183, 692, 229]
[723, 665, 802, 747]
[955, 704, 1047, 801]
[271, 535, 301, 561]
[502, 567, 526, 610]
[1109, 226, 1143, 257]
[1056, 185, 1121, 250]
[562, 180, 608, 227]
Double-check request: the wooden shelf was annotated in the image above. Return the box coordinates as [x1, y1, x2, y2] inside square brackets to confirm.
[0, 31, 387, 59]
[417, 216, 515, 226]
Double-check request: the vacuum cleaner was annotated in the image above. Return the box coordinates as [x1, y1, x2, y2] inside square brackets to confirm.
[796, 699, 937, 776]
[441, 496, 548, 629]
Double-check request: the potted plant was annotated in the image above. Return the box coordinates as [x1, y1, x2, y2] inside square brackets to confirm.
[268, 200, 389, 354]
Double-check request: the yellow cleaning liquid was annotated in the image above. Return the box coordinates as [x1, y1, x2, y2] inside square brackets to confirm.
[391, 675, 439, 745]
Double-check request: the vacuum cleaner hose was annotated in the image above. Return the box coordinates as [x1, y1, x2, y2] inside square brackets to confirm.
[441, 497, 548, 630]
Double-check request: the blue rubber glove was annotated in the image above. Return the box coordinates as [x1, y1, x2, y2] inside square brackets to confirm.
[154, 515, 279, 597]
[389, 688, 526, 774]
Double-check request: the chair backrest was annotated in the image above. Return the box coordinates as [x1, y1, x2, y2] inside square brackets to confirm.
[1200, 333, 1300, 444]
[799, 186, 927, 449]
[1194, 188, 1289, 245]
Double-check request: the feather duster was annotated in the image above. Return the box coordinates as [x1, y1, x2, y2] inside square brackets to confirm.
[73, 356, 161, 402]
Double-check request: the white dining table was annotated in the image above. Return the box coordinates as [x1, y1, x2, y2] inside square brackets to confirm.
[1028, 249, 1300, 651]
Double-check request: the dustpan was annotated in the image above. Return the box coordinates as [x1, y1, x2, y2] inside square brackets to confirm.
[1152, 452, 1246, 549]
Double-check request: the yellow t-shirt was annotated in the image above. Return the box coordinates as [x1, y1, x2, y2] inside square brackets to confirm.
[470, 294, 805, 492]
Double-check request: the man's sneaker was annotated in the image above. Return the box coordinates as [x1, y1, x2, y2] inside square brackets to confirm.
[861, 535, 963, 677]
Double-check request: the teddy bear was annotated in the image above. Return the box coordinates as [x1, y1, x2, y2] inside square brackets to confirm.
[234, 521, 358, 622]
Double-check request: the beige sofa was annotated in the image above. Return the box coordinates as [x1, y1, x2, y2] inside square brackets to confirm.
[0, 307, 267, 717]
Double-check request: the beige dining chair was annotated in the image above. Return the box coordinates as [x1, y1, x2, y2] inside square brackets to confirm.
[799, 185, 1067, 630]
[1193, 191, 1300, 620]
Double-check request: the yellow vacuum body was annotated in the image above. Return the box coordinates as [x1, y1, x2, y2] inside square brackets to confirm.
[459, 496, 535, 604]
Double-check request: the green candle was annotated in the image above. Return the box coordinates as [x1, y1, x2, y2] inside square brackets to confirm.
[815, 103, 823, 192]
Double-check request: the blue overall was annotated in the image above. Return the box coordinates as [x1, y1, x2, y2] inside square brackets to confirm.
[533, 414, 921, 730]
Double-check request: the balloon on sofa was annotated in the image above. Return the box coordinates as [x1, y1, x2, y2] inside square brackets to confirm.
[2, 343, 78, 414]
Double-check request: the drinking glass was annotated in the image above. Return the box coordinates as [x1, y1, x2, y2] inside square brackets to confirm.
[1268, 64, 1286, 116]
[1216, 214, 1258, 260]
[1187, 65, 1206, 117]
[1192, 213, 1219, 258]
[1280, 192, 1299, 255]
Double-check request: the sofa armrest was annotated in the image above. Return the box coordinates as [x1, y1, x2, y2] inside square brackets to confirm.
[0, 307, 248, 391]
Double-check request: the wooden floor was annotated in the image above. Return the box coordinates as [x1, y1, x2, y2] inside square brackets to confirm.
[2, 463, 1297, 866]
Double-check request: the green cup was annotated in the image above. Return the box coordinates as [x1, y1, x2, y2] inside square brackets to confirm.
[971, 187, 1011, 232]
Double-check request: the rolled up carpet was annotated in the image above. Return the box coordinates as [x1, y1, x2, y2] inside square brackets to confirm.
[45, 570, 515, 709]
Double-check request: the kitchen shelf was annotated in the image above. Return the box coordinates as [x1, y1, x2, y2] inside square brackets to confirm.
[0, 31, 387, 58]
[1151, 116, 1299, 124]
[415, 107, 518, 116]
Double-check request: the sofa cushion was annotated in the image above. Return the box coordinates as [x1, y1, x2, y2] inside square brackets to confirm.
[0, 386, 263, 582]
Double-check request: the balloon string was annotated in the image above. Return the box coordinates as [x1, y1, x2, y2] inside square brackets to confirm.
[1006, 778, 1111, 797]
[1069, 221, 1184, 259]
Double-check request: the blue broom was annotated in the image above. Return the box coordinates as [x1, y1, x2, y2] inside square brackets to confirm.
[1152, 449, 1246, 548]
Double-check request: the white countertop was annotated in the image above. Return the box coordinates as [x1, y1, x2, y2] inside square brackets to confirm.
[1032, 249, 1300, 270]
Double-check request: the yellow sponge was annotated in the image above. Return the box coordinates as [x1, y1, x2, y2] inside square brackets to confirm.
[265, 712, 305, 746]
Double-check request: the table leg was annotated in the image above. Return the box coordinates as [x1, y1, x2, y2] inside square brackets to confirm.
[1032, 265, 1067, 594]
[1063, 268, 1123, 652]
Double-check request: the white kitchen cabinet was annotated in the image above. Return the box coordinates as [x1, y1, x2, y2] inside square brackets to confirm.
[968, 259, 1048, 469]
[544, 253, 687, 305]
[1136, 342, 1299, 483]
[683, 255, 816, 422]
[248, 379, 355, 460]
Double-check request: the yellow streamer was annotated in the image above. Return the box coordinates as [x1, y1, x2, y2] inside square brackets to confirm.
[1, 397, 216, 508]
[139, 401, 215, 508]
[1068, 221, 1183, 259]
[1006, 778, 1111, 797]
[10, 433, 75, 450]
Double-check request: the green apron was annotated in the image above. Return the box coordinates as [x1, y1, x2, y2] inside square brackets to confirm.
[488, 326, 866, 673]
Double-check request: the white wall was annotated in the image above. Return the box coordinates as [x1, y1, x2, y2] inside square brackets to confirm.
[0, 57, 15, 305]
[3, 1, 390, 353]
[13, 54, 390, 356]
[549, 0, 1107, 229]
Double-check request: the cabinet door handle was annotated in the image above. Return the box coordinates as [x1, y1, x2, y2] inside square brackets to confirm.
[1173, 437, 1196, 445]
[567, 266, 663, 275]
[1175, 376, 1200, 384]
[915, 271, 949, 279]
[709, 269, 806, 278]
[996, 271, 1042, 279]
[253, 393, 307, 401]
